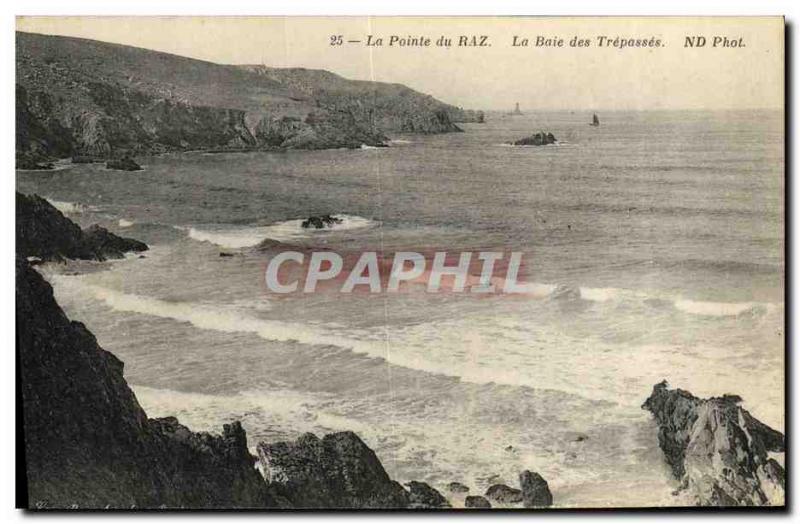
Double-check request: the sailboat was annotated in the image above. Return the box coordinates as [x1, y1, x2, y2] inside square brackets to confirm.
[512, 102, 523, 115]
[589, 113, 600, 127]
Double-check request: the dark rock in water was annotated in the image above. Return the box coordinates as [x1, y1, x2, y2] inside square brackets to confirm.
[17, 257, 276, 508]
[447, 481, 470, 494]
[17, 192, 149, 262]
[106, 156, 142, 171]
[257, 432, 410, 508]
[406, 481, 451, 508]
[519, 470, 553, 508]
[512, 131, 557, 146]
[485, 484, 522, 504]
[81, 224, 148, 259]
[465, 495, 492, 508]
[301, 214, 343, 229]
[642, 380, 785, 506]
[219, 252, 235, 258]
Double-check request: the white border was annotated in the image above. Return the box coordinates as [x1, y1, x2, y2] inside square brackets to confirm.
[3, 2, 795, 523]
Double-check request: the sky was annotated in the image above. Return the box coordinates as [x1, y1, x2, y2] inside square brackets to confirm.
[16, 16, 784, 111]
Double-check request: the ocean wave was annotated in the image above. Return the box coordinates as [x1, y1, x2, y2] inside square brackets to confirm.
[45, 198, 88, 214]
[673, 299, 771, 318]
[48, 273, 784, 422]
[118, 219, 135, 228]
[184, 214, 378, 248]
[579, 287, 623, 302]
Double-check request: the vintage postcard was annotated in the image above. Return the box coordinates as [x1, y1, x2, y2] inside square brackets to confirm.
[15, 16, 785, 510]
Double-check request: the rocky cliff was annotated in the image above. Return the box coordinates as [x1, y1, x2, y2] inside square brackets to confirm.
[642, 381, 785, 506]
[16, 192, 147, 261]
[16, 188, 467, 509]
[17, 256, 276, 508]
[242, 66, 464, 135]
[16, 31, 468, 163]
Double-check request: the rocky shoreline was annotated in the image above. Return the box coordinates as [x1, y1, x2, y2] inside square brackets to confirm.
[15, 31, 471, 168]
[15, 192, 552, 510]
[15, 192, 784, 509]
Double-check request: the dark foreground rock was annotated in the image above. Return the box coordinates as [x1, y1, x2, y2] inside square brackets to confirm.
[17, 257, 275, 509]
[16, 192, 148, 261]
[485, 483, 523, 504]
[256, 432, 410, 508]
[465, 495, 492, 508]
[301, 214, 343, 229]
[406, 481, 451, 508]
[519, 470, 553, 508]
[447, 481, 470, 493]
[643, 381, 785, 506]
[106, 156, 142, 171]
[512, 132, 557, 146]
[81, 224, 149, 259]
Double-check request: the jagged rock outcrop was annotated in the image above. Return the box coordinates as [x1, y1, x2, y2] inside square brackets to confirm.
[17, 257, 276, 508]
[447, 482, 470, 494]
[512, 132, 557, 146]
[105, 156, 142, 171]
[16, 192, 147, 261]
[484, 483, 523, 504]
[519, 470, 553, 508]
[254, 112, 386, 150]
[406, 481, 451, 508]
[642, 381, 785, 506]
[464, 495, 491, 508]
[256, 432, 410, 508]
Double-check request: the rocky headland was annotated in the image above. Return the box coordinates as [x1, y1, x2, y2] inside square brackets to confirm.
[16, 192, 147, 262]
[16, 31, 472, 167]
[643, 381, 785, 506]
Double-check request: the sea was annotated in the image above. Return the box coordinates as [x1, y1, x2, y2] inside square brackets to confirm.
[17, 110, 785, 508]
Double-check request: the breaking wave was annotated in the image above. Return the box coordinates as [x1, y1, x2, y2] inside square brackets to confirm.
[184, 215, 378, 248]
[45, 198, 88, 214]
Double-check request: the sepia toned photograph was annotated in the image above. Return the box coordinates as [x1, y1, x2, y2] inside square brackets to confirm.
[14, 15, 785, 510]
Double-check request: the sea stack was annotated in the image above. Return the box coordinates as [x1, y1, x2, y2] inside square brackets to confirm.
[642, 381, 785, 506]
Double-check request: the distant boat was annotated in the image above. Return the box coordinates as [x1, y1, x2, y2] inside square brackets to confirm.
[590, 113, 600, 127]
[512, 102, 523, 116]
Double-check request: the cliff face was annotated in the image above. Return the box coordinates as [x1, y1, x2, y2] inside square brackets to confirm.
[242, 66, 464, 135]
[16, 192, 147, 261]
[17, 257, 275, 508]
[16, 31, 466, 163]
[642, 381, 785, 506]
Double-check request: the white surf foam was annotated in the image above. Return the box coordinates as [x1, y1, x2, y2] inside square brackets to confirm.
[46, 198, 87, 214]
[579, 287, 623, 302]
[674, 299, 765, 317]
[185, 214, 378, 248]
[118, 219, 135, 228]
